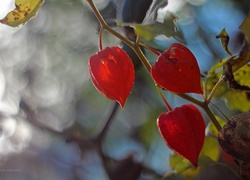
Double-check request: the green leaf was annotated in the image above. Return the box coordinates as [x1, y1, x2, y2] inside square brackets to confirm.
[223, 90, 250, 112]
[207, 59, 250, 112]
[131, 12, 185, 42]
[169, 152, 192, 174]
[200, 137, 220, 162]
[206, 39, 250, 111]
[216, 28, 232, 56]
[0, 0, 44, 27]
[221, 39, 250, 90]
[167, 136, 220, 179]
[240, 14, 250, 42]
[169, 153, 200, 179]
[169, 137, 219, 170]
[206, 58, 228, 98]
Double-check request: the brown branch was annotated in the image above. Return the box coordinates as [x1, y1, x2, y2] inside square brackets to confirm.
[93, 102, 119, 142]
[19, 100, 62, 135]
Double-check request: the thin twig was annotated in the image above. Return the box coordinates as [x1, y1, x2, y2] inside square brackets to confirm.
[86, 0, 134, 49]
[91, 102, 120, 179]
[95, 140, 113, 179]
[156, 86, 172, 111]
[93, 102, 119, 142]
[210, 101, 229, 121]
[20, 100, 62, 135]
[206, 75, 225, 104]
[87, 0, 152, 73]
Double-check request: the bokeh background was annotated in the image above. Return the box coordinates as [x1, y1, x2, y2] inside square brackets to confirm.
[0, 0, 249, 179]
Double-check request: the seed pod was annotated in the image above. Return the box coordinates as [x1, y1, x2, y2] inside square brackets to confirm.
[218, 112, 250, 162]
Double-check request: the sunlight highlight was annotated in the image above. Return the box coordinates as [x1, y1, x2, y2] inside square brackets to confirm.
[0, 0, 15, 19]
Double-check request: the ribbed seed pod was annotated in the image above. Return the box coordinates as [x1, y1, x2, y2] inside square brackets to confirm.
[218, 112, 250, 162]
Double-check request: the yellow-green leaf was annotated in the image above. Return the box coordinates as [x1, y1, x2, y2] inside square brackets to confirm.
[169, 152, 200, 179]
[169, 136, 220, 171]
[200, 137, 220, 162]
[240, 14, 250, 42]
[169, 152, 192, 174]
[168, 136, 220, 179]
[207, 58, 250, 112]
[216, 28, 232, 56]
[223, 90, 250, 112]
[223, 64, 250, 110]
[206, 58, 228, 98]
[181, 167, 200, 179]
[0, 0, 44, 27]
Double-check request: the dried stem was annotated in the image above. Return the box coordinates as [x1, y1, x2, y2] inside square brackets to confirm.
[92, 102, 119, 179]
[93, 102, 119, 142]
[20, 100, 62, 135]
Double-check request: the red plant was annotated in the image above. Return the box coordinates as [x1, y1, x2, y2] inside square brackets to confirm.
[151, 43, 203, 94]
[157, 104, 205, 166]
[89, 46, 135, 108]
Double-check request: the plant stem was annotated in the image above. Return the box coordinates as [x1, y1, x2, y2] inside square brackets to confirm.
[94, 102, 119, 142]
[86, 0, 152, 73]
[206, 75, 225, 104]
[86, 0, 221, 132]
[156, 86, 172, 111]
[91, 102, 119, 178]
[99, 26, 104, 50]
[140, 42, 161, 56]
[134, 36, 152, 72]
[177, 94, 222, 131]
[202, 104, 222, 131]
[86, 0, 134, 49]
[95, 140, 112, 179]
[177, 94, 204, 107]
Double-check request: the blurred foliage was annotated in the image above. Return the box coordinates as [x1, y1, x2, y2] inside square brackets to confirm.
[240, 13, 250, 42]
[0, 0, 249, 179]
[168, 136, 220, 179]
[125, 11, 184, 42]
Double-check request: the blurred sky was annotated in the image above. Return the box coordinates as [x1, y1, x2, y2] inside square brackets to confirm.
[0, 0, 249, 179]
